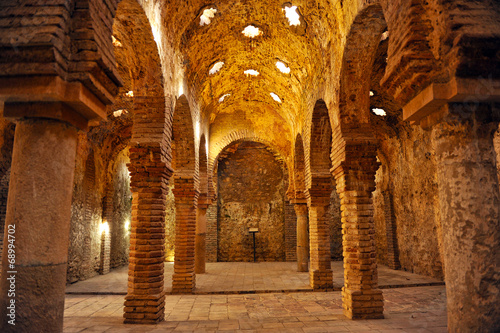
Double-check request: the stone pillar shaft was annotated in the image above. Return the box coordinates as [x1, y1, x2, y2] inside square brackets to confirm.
[294, 203, 309, 272]
[431, 103, 500, 332]
[195, 204, 208, 274]
[124, 146, 170, 324]
[0, 119, 78, 332]
[333, 150, 383, 319]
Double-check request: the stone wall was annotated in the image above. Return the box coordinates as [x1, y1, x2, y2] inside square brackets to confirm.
[109, 149, 132, 269]
[67, 140, 104, 283]
[217, 142, 286, 262]
[206, 204, 218, 262]
[376, 124, 444, 279]
[328, 183, 342, 261]
[164, 184, 176, 262]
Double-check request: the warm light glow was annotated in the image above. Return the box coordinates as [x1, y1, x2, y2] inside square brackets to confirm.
[219, 93, 230, 102]
[276, 61, 290, 74]
[100, 221, 110, 235]
[205, 140, 209, 158]
[209, 61, 224, 75]
[242, 25, 262, 38]
[372, 108, 387, 116]
[270, 92, 282, 103]
[283, 6, 301, 26]
[244, 69, 259, 76]
[381, 31, 389, 41]
[200, 8, 217, 26]
[125, 91, 134, 98]
[124, 220, 130, 231]
[195, 121, 200, 139]
[112, 36, 122, 47]
[178, 82, 184, 97]
[370, 91, 374, 97]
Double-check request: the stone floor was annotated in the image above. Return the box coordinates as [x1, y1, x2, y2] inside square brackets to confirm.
[64, 262, 447, 332]
[65, 261, 444, 295]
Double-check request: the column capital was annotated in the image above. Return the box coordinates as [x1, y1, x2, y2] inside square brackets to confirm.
[403, 76, 500, 128]
[0, 76, 109, 130]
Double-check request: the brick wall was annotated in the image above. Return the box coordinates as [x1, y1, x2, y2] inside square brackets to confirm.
[205, 204, 218, 262]
[217, 142, 286, 262]
[284, 200, 297, 261]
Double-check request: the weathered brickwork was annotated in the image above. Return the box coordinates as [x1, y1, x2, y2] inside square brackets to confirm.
[217, 142, 286, 262]
[0, 0, 498, 331]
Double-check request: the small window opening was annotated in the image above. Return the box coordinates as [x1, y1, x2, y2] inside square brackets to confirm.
[372, 108, 386, 116]
[283, 5, 301, 26]
[270, 92, 282, 103]
[219, 94, 230, 103]
[209, 61, 224, 75]
[242, 25, 262, 38]
[200, 8, 217, 26]
[276, 61, 290, 74]
[244, 69, 260, 76]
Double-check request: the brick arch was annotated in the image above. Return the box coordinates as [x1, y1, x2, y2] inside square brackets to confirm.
[172, 95, 197, 180]
[305, 100, 332, 194]
[209, 130, 289, 197]
[293, 133, 307, 200]
[338, 3, 387, 129]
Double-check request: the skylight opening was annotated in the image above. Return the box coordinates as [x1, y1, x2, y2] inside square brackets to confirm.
[283, 5, 301, 26]
[113, 109, 128, 117]
[276, 61, 290, 74]
[125, 91, 134, 98]
[270, 92, 282, 103]
[219, 94, 230, 103]
[200, 8, 217, 26]
[370, 91, 374, 97]
[209, 61, 224, 75]
[381, 31, 389, 41]
[242, 25, 262, 38]
[244, 69, 259, 76]
[112, 36, 122, 47]
[372, 108, 386, 116]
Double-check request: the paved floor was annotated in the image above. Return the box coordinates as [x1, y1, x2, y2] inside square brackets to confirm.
[66, 261, 444, 295]
[64, 262, 447, 332]
[64, 286, 448, 332]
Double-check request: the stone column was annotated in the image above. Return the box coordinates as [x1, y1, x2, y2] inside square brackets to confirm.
[195, 200, 209, 274]
[172, 179, 199, 293]
[0, 117, 78, 332]
[431, 103, 500, 332]
[307, 178, 333, 290]
[124, 145, 171, 324]
[333, 148, 384, 319]
[293, 202, 309, 272]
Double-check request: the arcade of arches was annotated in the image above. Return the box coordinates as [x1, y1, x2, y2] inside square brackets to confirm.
[0, 0, 499, 332]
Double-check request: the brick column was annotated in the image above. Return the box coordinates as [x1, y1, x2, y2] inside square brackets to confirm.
[171, 179, 199, 293]
[195, 195, 210, 274]
[293, 202, 309, 272]
[306, 177, 333, 290]
[431, 103, 500, 332]
[332, 146, 384, 319]
[124, 145, 171, 324]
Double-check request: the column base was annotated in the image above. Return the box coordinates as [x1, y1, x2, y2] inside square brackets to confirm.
[297, 261, 309, 272]
[342, 288, 384, 319]
[123, 292, 165, 324]
[309, 269, 333, 290]
[171, 273, 195, 294]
